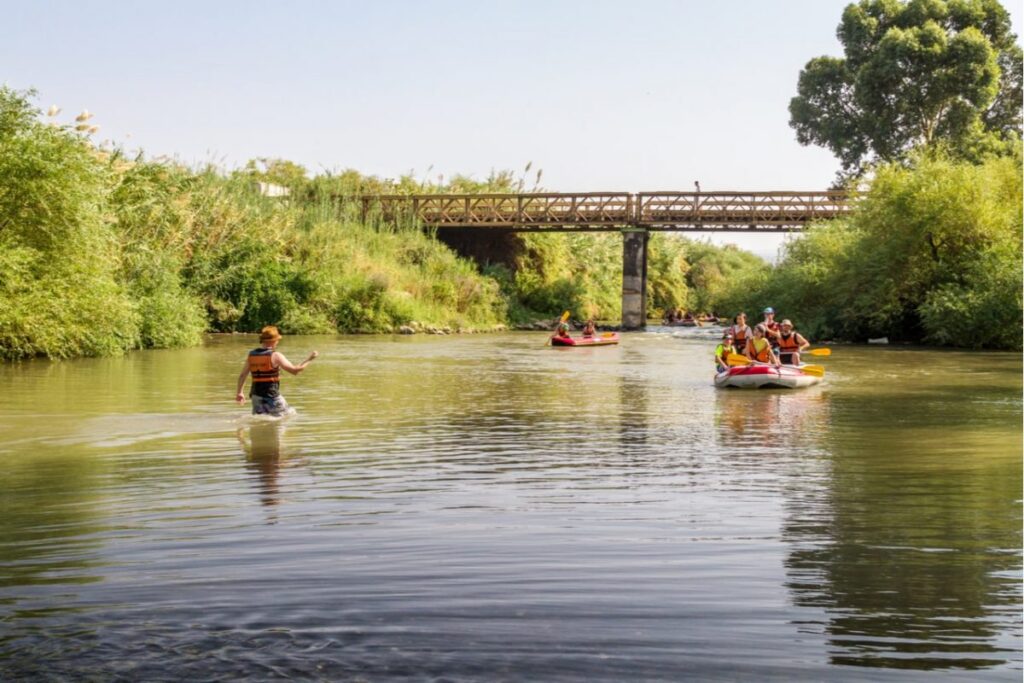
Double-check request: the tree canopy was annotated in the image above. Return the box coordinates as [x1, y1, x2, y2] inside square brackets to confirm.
[789, 0, 1023, 176]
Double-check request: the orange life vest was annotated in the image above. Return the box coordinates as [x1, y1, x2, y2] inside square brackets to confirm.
[248, 348, 280, 383]
[731, 324, 748, 344]
[749, 338, 772, 363]
[777, 332, 802, 353]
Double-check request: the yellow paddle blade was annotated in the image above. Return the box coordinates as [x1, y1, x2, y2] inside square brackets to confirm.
[806, 348, 831, 357]
[800, 364, 826, 377]
[560, 310, 571, 323]
[600, 332, 616, 338]
[727, 352, 751, 366]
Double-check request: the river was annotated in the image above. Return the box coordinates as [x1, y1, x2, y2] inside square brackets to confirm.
[1, 330, 1020, 681]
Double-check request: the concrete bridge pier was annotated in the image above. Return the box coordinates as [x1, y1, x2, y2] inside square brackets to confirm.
[621, 228, 649, 330]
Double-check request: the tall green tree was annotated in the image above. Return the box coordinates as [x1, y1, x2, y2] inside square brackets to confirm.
[789, 0, 1023, 176]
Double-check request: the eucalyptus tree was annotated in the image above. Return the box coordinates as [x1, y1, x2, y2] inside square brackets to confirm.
[789, 0, 1023, 176]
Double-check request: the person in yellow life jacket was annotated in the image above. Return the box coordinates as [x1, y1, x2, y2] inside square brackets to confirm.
[745, 324, 780, 367]
[715, 331, 736, 373]
[776, 319, 810, 365]
[235, 326, 318, 416]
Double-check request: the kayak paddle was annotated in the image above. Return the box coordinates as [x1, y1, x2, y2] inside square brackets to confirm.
[805, 348, 832, 357]
[728, 352, 825, 377]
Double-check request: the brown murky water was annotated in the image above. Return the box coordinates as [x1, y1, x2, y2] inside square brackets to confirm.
[1, 330, 1020, 680]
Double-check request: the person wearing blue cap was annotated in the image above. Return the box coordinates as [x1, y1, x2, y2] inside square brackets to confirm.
[761, 307, 781, 348]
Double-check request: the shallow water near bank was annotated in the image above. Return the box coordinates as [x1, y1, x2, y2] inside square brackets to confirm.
[1, 331, 1020, 680]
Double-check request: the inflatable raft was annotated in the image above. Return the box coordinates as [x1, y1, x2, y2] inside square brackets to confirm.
[552, 333, 620, 347]
[714, 364, 821, 389]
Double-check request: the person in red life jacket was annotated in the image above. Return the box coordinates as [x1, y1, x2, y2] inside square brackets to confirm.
[581, 320, 597, 338]
[728, 312, 751, 350]
[235, 325, 318, 416]
[761, 307, 781, 347]
[745, 323, 780, 367]
[552, 321, 572, 342]
[776, 319, 810, 366]
[715, 331, 736, 373]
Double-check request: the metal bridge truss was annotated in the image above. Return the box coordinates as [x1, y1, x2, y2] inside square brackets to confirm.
[358, 191, 850, 232]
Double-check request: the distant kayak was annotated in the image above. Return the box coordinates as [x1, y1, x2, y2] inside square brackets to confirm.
[552, 333, 620, 347]
[714, 364, 821, 389]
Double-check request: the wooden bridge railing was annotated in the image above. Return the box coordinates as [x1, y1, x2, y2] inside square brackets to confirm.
[359, 191, 850, 231]
[636, 191, 849, 230]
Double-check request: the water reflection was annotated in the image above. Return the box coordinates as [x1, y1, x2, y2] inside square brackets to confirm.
[237, 422, 292, 513]
[713, 388, 831, 452]
[782, 387, 1022, 670]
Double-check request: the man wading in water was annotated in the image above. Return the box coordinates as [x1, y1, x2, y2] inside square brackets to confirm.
[235, 326, 318, 416]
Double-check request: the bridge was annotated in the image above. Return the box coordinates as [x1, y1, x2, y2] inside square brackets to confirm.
[357, 191, 852, 328]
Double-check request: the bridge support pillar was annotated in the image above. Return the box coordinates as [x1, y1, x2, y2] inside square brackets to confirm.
[621, 229, 648, 330]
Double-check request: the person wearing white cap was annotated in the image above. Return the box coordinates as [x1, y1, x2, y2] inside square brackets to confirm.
[776, 319, 810, 365]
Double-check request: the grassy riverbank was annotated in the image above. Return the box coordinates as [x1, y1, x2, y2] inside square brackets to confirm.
[0, 88, 508, 359]
[0, 87, 767, 360]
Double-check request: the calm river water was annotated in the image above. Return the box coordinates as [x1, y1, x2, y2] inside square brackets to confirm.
[1, 330, 1020, 681]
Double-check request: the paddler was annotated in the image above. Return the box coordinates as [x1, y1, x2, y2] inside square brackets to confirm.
[553, 321, 572, 341]
[715, 331, 736, 373]
[581, 319, 597, 339]
[776, 319, 810, 366]
[745, 323, 780, 367]
[235, 325, 318, 416]
[761, 307, 781, 346]
[727, 312, 751, 350]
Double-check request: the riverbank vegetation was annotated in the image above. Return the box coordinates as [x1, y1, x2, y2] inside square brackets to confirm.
[722, 153, 1022, 349]
[2, 78, 1021, 360]
[0, 88, 507, 359]
[0, 87, 758, 360]
[771, 0, 1023, 349]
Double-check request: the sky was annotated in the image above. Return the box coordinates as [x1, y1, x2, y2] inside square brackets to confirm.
[4, 0, 1023, 259]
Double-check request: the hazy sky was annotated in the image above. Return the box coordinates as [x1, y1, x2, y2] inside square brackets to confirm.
[5, 0, 1022, 258]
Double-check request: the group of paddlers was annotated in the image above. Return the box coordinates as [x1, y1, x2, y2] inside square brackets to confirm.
[664, 308, 720, 324]
[714, 307, 809, 372]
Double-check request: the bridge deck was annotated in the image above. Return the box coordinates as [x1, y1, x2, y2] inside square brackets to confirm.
[359, 191, 850, 231]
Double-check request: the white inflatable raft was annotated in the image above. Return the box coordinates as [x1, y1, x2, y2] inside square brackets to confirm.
[714, 364, 822, 389]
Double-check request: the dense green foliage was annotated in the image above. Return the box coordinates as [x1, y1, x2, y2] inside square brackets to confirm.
[3, 85, 1019, 359]
[498, 233, 764, 323]
[0, 88, 507, 359]
[722, 154, 1022, 349]
[790, 0, 1022, 176]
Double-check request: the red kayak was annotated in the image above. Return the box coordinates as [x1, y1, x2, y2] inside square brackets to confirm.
[551, 333, 620, 347]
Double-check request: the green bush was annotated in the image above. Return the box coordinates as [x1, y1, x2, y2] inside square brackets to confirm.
[0, 87, 139, 360]
[722, 153, 1023, 348]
